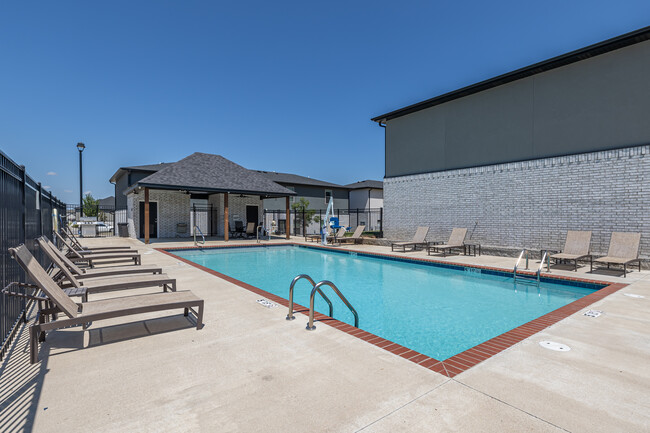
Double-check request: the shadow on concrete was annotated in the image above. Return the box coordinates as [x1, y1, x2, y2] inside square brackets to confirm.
[0, 316, 48, 433]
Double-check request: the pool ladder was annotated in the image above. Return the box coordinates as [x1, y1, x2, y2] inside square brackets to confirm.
[286, 274, 359, 330]
[513, 249, 548, 287]
[193, 225, 205, 248]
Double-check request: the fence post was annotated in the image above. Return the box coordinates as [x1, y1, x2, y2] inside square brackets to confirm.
[19, 166, 27, 319]
[38, 182, 43, 237]
[379, 208, 383, 235]
[302, 209, 305, 235]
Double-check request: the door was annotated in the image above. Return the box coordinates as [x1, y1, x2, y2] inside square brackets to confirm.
[246, 205, 259, 228]
[139, 202, 158, 238]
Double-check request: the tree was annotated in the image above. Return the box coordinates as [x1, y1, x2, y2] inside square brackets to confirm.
[291, 198, 317, 233]
[82, 193, 99, 217]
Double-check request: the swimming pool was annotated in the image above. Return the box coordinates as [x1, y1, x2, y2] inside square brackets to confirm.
[170, 245, 603, 360]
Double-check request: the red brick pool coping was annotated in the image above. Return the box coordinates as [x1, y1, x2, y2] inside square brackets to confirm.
[156, 243, 627, 378]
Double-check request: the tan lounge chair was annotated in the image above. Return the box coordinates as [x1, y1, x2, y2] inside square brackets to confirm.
[38, 238, 173, 296]
[305, 227, 331, 243]
[391, 227, 429, 252]
[8, 245, 203, 364]
[55, 232, 141, 266]
[338, 225, 365, 245]
[427, 228, 468, 257]
[550, 231, 593, 272]
[40, 237, 162, 279]
[56, 232, 135, 256]
[63, 227, 134, 251]
[594, 232, 642, 277]
[328, 228, 348, 245]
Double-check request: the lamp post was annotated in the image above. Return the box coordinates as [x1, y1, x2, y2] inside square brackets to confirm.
[77, 142, 85, 217]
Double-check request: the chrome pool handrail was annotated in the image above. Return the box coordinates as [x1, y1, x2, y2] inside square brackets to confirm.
[306, 280, 359, 330]
[193, 225, 205, 247]
[287, 274, 333, 320]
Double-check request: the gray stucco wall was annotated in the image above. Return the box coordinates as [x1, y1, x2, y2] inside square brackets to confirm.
[384, 145, 649, 257]
[263, 185, 348, 210]
[386, 39, 650, 177]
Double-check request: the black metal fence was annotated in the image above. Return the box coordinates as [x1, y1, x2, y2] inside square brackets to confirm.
[1, 149, 67, 360]
[66, 204, 127, 238]
[263, 208, 383, 236]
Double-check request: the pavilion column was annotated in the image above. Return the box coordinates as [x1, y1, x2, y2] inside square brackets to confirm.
[285, 196, 290, 240]
[224, 193, 229, 242]
[144, 187, 150, 244]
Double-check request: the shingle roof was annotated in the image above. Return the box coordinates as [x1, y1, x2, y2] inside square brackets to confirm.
[344, 180, 383, 190]
[109, 162, 173, 183]
[256, 171, 344, 188]
[129, 153, 296, 197]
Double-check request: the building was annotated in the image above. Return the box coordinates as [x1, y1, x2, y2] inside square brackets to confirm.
[345, 180, 383, 211]
[372, 27, 650, 254]
[345, 180, 383, 232]
[257, 171, 349, 211]
[110, 152, 295, 242]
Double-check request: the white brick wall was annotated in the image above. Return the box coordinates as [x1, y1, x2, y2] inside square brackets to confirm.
[127, 190, 191, 238]
[212, 194, 264, 236]
[385, 145, 649, 256]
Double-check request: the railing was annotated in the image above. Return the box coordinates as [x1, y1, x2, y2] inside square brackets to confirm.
[256, 225, 269, 243]
[514, 249, 547, 286]
[1, 149, 66, 361]
[286, 275, 333, 320]
[307, 280, 359, 330]
[193, 225, 205, 247]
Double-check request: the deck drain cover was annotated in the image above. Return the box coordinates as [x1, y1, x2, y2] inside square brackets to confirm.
[624, 293, 645, 299]
[143, 251, 154, 255]
[583, 310, 603, 318]
[257, 299, 278, 309]
[539, 341, 571, 352]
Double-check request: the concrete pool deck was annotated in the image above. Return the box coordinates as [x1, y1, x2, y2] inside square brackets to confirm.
[1, 236, 648, 432]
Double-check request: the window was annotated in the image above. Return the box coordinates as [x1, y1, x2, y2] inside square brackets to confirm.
[287, 186, 295, 203]
[325, 189, 332, 204]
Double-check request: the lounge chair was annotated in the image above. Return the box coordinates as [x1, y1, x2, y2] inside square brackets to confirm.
[39, 237, 162, 279]
[594, 232, 642, 277]
[55, 232, 142, 266]
[63, 227, 134, 251]
[550, 231, 593, 271]
[38, 238, 169, 294]
[427, 228, 468, 257]
[56, 231, 135, 255]
[7, 245, 203, 364]
[305, 227, 331, 243]
[328, 228, 348, 245]
[338, 225, 365, 245]
[391, 227, 430, 252]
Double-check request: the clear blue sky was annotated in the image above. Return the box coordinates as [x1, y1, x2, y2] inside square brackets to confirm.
[1, 1, 649, 204]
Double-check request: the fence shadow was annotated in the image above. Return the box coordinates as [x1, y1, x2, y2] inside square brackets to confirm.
[0, 319, 48, 433]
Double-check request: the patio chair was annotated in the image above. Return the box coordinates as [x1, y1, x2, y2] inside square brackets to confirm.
[328, 228, 348, 246]
[550, 231, 593, 272]
[63, 227, 134, 251]
[40, 237, 161, 279]
[230, 221, 245, 238]
[594, 232, 642, 277]
[8, 244, 203, 364]
[427, 228, 468, 257]
[305, 227, 331, 243]
[338, 225, 365, 245]
[55, 232, 142, 266]
[56, 231, 134, 255]
[245, 222, 256, 239]
[391, 227, 429, 252]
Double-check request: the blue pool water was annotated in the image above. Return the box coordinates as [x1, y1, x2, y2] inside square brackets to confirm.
[172, 245, 599, 360]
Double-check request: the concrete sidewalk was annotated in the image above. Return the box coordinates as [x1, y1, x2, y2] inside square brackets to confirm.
[1, 237, 648, 432]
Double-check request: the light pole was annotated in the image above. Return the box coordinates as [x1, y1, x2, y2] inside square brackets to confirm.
[77, 142, 85, 217]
